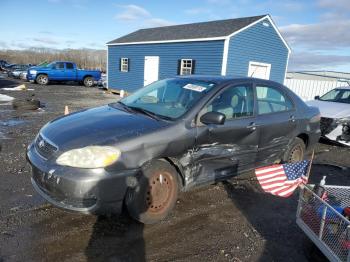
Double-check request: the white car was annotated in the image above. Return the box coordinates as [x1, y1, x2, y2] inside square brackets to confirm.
[307, 86, 350, 146]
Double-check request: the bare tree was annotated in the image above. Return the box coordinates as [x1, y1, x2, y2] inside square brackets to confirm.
[0, 48, 107, 71]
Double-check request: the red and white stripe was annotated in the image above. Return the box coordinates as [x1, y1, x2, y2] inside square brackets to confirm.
[255, 165, 308, 197]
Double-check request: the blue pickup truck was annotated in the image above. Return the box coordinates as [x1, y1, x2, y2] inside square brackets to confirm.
[27, 61, 101, 87]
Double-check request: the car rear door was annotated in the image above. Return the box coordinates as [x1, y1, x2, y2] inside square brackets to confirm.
[190, 83, 259, 187]
[253, 81, 297, 166]
[65, 62, 76, 81]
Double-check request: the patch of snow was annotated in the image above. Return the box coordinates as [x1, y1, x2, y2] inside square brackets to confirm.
[0, 94, 14, 102]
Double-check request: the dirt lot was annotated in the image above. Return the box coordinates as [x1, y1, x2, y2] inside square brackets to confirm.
[0, 75, 349, 262]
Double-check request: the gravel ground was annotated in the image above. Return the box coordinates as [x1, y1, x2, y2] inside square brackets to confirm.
[0, 74, 349, 262]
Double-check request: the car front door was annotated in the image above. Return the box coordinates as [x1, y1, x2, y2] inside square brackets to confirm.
[50, 62, 65, 80]
[254, 82, 297, 166]
[189, 83, 259, 187]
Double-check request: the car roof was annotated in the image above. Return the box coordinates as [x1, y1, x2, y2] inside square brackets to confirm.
[175, 75, 281, 86]
[335, 86, 350, 90]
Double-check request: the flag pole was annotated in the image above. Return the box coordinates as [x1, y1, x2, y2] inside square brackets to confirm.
[306, 150, 315, 180]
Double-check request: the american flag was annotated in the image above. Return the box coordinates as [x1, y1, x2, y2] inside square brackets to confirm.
[255, 160, 310, 197]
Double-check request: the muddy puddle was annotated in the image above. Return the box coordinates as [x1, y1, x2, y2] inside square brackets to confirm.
[0, 119, 27, 139]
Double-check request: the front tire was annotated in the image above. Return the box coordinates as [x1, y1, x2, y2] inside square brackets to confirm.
[36, 74, 49, 85]
[83, 76, 94, 87]
[283, 137, 306, 163]
[126, 160, 179, 224]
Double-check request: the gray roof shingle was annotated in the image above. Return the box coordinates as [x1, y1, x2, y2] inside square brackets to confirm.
[107, 15, 267, 44]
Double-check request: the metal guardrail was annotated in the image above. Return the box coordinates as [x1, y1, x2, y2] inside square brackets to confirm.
[297, 185, 350, 262]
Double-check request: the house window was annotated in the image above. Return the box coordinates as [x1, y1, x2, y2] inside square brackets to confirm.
[180, 59, 194, 75]
[120, 58, 129, 72]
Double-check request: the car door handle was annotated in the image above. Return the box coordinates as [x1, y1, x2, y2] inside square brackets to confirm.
[289, 115, 296, 122]
[246, 122, 257, 131]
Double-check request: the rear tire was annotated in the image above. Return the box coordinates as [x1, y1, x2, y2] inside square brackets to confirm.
[83, 76, 94, 87]
[126, 160, 179, 224]
[283, 137, 306, 163]
[36, 74, 49, 85]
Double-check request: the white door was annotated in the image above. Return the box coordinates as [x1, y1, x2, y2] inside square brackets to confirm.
[144, 56, 159, 86]
[248, 61, 271, 80]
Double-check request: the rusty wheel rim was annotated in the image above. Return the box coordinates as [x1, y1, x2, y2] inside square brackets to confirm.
[289, 144, 303, 163]
[146, 171, 174, 213]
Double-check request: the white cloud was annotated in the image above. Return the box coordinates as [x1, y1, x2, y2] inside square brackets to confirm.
[184, 8, 211, 15]
[206, 0, 232, 5]
[114, 4, 172, 28]
[146, 18, 173, 27]
[280, 20, 350, 49]
[0, 41, 9, 49]
[289, 52, 350, 70]
[317, 0, 350, 12]
[114, 4, 151, 21]
[32, 37, 59, 45]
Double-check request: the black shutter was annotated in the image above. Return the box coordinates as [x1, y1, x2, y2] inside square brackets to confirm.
[177, 59, 182, 75]
[191, 60, 196, 74]
[119, 58, 121, 71]
[127, 58, 130, 72]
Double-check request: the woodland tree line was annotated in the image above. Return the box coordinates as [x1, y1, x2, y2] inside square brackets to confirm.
[0, 48, 107, 71]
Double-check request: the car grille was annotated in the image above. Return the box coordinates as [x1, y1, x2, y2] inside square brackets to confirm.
[320, 117, 334, 136]
[35, 134, 58, 159]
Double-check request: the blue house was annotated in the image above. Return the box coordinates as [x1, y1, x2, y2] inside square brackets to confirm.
[107, 14, 290, 92]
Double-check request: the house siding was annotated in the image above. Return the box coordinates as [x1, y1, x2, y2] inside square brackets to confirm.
[226, 18, 289, 83]
[108, 40, 224, 92]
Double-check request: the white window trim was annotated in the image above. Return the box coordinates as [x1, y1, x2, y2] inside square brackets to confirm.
[248, 61, 271, 79]
[106, 47, 109, 89]
[221, 38, 230, 76]
[120, 57, 129, 72]
[180, 59, 193, 75]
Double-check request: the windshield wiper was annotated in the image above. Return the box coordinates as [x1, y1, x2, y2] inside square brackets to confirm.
[127, 106, 161, 121]
[116, 102, 173, 121]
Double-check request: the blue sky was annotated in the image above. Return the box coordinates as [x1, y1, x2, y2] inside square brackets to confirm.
[1, 0, 350, 71]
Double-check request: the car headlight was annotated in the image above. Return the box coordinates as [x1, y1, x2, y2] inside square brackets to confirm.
[56, 146, 121, 168]
[29, 70, 37, 75]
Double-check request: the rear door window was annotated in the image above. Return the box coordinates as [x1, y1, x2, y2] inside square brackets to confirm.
[66, 63, 74, 69]
[256, 85, 293, 114]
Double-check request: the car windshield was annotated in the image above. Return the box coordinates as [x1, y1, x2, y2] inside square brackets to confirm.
[319, 88, 350, 104]
[45, 62, 55, 68]
[116, 78, 216, 120]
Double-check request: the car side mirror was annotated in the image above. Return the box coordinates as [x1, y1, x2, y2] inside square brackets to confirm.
[200, 112, 226, 125]
[314, 95, 320, 100]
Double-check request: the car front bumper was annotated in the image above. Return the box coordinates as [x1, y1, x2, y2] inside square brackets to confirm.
[27, 143, 140, 214]
[26, 73, 36, 81]
[320, 117, 350, 146]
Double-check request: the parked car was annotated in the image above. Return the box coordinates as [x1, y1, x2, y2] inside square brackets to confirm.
[9, 66, 31, 78]
[0, 60, 9, 70]
[307, 86, 350, 146]
[19, 72, 28, 81]
[98, 73, 107, 89]
[6, 64, 30, 76]
[27, 76, 320, 224]
[27, 61, 101, 87]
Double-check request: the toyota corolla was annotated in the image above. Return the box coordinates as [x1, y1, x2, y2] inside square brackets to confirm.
[27, 76, 320, 224]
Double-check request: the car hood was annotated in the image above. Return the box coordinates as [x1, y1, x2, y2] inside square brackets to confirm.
[29, 66, 48, 71]
[306, 100, 350, 119]
[40, 105, 169, 151]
